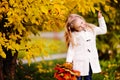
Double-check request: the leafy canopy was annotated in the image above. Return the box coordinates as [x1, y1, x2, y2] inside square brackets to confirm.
[3, 0, 120, 62]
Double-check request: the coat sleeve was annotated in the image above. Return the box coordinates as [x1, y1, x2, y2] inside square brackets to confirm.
[94, 17, 107, 35]
[66, 43, 74, 63]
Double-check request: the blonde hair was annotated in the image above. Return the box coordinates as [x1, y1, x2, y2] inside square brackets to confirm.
[64, 14, 96, 48]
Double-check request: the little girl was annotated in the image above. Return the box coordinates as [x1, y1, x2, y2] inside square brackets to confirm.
[64, 11, 107, 80]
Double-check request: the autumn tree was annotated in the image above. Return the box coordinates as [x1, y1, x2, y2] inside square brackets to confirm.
[1, 0, 120, 80]
[95, 0, 120, 60]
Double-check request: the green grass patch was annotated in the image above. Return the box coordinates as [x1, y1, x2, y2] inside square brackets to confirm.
[16, 58, 66, 80]
[16, 58, 120, 80]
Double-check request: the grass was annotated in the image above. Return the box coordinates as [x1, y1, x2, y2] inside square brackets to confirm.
[16, 58, 120, 80]
[16, 58, 66, 80]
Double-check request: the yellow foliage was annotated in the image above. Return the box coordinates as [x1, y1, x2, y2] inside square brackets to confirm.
[40, 6, 48, 14]
[114, 0, 118, 3]
[21, 38, 48, 65]
[9, 0, 15, 6]
[0, 46, 6, 58]
[91, 7, 95, 14]
[94, 7, 100, 11]
[1, 0, 106, 33]
[37, 61, 53, 73]
[0, 52, 6, 58]
[105, 5, 110, 12]
[0, 0, 108, 63]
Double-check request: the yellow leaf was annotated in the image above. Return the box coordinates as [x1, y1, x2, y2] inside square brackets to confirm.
[95, 7, 100, 11]
[105, 5, 110, 12]
[91, 7, 95, 13]
[114, 0, 118, 3]
[0, 46, 6, 58]
[0, 15, 3, 20]
[0, 52, 6, 58]
[9, 0, 15, 6]
[40, 6, 48, 14]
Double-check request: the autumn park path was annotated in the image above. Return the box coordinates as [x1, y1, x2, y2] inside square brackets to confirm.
[22, 53, 66, 64]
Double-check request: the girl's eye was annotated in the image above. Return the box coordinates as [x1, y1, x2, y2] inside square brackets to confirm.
[81, 22, 83, 24]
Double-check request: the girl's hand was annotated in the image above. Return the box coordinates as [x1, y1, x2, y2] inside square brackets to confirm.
[98, 10, 103, 18]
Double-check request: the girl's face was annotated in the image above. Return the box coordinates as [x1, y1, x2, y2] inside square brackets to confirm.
[77, 18, 86, 28]
[74, 18, 86, 31]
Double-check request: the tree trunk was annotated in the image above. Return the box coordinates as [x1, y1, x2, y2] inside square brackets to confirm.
[0, 57, 4, 80]
[0, 47, 18, 80]
[9, 52, 18, 80]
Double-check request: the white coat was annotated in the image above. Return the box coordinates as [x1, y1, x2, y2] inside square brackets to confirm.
[66, 17, 107, 76]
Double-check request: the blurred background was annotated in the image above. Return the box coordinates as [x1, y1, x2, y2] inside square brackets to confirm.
[0, 0, 120, 80]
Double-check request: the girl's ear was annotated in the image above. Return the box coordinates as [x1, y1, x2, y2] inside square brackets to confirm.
[68, 26, 71, 31]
